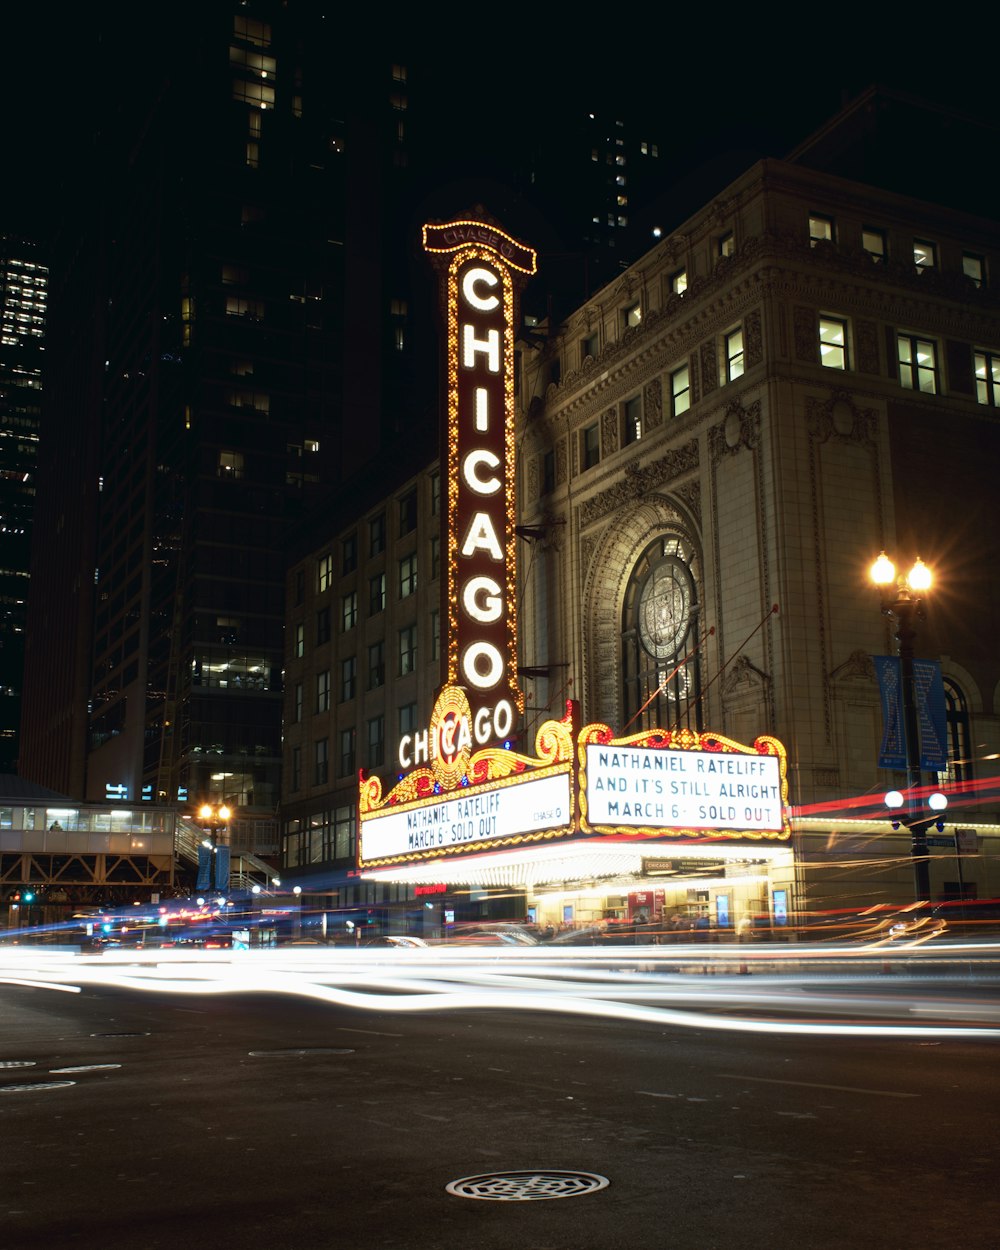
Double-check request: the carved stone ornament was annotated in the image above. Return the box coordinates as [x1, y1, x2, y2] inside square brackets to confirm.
[805, 392, 876, 446]
[580, 533, 599, 582]
[644, 377, 663, 430]
[579, 443, 700, 529]
[601, 407, 618, 456]
[700, 340, 718, 394]
[721, 653, 770, 702]
[710, 399, 761, 462]
[855, 319, 880, 375]
[794, 306, 818, 363]
[527, 456, 539, 502]
[828, 649, 876, 684]
[676, 479, 701, 520]
[745, 308, 763, 370]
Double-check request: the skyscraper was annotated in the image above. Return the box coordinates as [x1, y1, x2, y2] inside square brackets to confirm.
[0, 237, 47, 773]
[18, 6, 430, 840]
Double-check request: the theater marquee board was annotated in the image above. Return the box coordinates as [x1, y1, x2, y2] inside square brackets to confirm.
[578, 724, 790, 842]
[359, 694, 575, 870]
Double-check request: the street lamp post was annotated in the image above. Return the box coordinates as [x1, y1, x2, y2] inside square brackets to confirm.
[197, 801, 232, 893]
[869, 552, 933, 901]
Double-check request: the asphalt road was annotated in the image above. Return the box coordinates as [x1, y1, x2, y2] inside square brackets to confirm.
[2, 973, 999, 1250]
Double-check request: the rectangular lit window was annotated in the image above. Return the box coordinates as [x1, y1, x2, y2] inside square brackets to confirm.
[232, 80, 275, 109]
[340, 656, 356, 701]
[808, 214, 834, 246]
[225, 296, 264, 319]
[862, 227, 886, 263]
[964, 253, 985, 288]
[218, 450, 244, 478]
[718, 232, 735, 258]
[725, 328, 744, 381]
[974, 350, 1000, 405]
[369, 572, 385, 615]
[582, 422, 600, 470]
[914, 239, 937, 272]
[819, 316, 848, 369]
[622, 395, 642, 445]
[670, 269, 687, 296]
[623, 302, 642, 329]
[671, 365, 690, 416]
[399, 624, 417, 675]
[897, 334, 938, 394]
[317, 553, 333, 593]
[294, 623, 304, 658]
[234, 16, 271, 46]
[341, 590, 358, 632]
[315, 669, 330, 714]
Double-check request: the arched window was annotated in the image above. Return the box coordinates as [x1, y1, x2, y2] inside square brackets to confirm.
[621, 535, 701, 733]
[941, 678, 972, 785]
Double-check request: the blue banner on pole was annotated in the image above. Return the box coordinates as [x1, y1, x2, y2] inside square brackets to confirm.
[196, 844, 212, 892]
[914, 660, 947, 771]
[874, 655, 906, 769]
[215, 846, 231, 892]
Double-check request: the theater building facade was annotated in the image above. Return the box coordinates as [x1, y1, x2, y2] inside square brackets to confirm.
[281, 157, 1000, 938]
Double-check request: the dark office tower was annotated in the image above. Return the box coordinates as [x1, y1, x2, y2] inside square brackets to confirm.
[0, 238, 47, 773]
[19, 5, 426, 827]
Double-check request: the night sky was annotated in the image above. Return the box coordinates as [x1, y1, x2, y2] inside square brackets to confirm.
[3, 9, 995, 244]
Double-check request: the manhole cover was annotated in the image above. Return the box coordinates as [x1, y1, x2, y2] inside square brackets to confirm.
[446, 1170, 610, 1202]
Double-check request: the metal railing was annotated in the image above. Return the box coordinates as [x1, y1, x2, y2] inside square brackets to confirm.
[174, 817, 277, 893]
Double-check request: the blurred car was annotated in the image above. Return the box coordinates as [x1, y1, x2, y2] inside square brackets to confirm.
[880, 904, 948, 941]
[446, 923, 538, 946]
[926, 898, 1000, 940]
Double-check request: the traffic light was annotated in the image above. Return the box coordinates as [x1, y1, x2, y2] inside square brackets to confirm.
[23, 889, 35, 903]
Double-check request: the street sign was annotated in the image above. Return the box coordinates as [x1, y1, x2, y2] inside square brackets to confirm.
[925, 836, 954, 848]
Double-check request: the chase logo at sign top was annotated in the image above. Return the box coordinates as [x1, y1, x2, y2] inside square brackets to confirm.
[420, 217, 537, 753]
[578, 724, 790, 841]
[422, 220, 537, 275]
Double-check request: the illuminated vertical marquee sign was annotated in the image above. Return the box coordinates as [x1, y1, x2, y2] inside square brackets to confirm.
[422, 219, 537, 743]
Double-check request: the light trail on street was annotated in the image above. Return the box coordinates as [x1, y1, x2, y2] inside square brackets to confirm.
[1, 941, 998, 1041]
